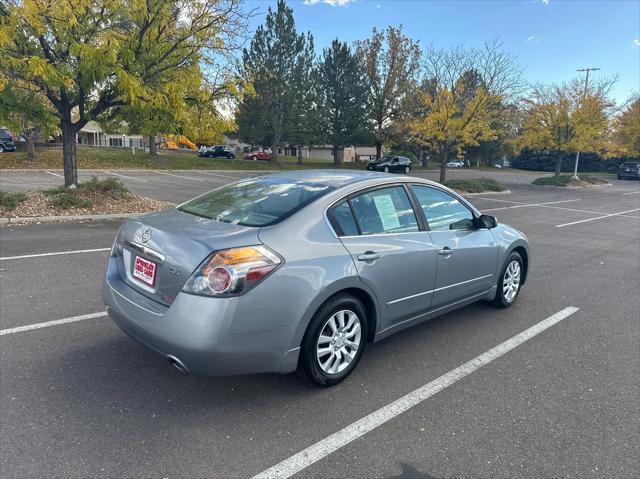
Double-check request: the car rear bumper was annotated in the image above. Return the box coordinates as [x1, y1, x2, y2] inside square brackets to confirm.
[101, 257, 300, 376]
[618, 171, 640, 179]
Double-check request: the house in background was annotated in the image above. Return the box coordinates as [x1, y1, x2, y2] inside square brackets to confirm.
[77, 121, 144, 148]
[277, 145, 378, 162]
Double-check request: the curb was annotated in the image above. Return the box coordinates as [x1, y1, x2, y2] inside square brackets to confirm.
[1, 212, 141, 225]
[462, 189, 512, 196]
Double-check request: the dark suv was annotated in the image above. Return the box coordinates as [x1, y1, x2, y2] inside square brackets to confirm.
[198, 145, 235, 159]
[367, 156, 412, 174]
[0, 128, 16, 152]
[617, 161, 640, 180]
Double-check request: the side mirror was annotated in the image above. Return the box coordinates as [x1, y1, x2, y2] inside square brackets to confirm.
[479, 214, 498, 229]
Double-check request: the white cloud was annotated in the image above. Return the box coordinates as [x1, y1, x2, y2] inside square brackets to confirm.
[633, 38, 640, 47]
[536, 0, 551, 5]
[526, 35, 542, 44]
[303, 0, 356, 6]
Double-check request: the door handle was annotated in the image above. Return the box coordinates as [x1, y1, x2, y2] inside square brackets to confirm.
[437, 247, 454, 256]
[357, 251, 380, 262]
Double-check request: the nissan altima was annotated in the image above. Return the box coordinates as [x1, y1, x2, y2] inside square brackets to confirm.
[102, 170, 529, 386]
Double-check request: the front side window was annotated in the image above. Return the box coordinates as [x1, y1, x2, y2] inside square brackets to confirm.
[412, 186, 474, 231]
[349, 186, 419, 235]
[178, 178, 335, 227]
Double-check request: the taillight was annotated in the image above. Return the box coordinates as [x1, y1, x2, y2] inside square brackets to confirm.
[182, 245, 282, 297]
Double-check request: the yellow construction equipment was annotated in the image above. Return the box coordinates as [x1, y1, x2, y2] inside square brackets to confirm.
[161, 135, 197, 151]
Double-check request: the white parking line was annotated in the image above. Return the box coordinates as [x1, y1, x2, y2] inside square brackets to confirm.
[0, 247, 110, 261]
[556, 208, 640, 228]
[154, 171, 205, 182]
[45, 171, 64, 178]
[105, 171, 147, 182]
[484, 203, 640, 219]
[0, 312, 108, 336]
[622, 191, 640, 196]
[252, 306, 580, 479]
[482, 199, 581, 212]
[198, 171, 246, 180]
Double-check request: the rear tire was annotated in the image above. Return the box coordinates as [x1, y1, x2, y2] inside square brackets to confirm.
[299, 294, 368, 387]
[493, 252, 523, 308]
[383, 166, 389, 173]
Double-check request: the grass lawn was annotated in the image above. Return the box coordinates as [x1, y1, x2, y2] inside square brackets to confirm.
[443, 178, 506, 193]
[0, 147, 449, 171]
[0, 147, 365, 171]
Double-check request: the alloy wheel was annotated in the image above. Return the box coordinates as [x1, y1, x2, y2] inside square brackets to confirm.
[502, 260, 521, 303]
[316, 310, 362, 374]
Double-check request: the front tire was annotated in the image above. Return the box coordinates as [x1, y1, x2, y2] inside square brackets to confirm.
[493, 252, 523, 308]
[299, 294, 368, 387]
[383, 166, 389, 173]
[404, 166, 410, 174]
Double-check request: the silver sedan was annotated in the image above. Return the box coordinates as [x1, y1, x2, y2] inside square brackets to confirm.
[102, 170, 529, 386]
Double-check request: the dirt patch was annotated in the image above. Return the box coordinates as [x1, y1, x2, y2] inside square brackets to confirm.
[1, 192, 173, 218]
[566, 176, 609, 188]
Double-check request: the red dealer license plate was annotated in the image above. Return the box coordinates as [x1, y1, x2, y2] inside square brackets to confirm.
[133, 256, 157, 287]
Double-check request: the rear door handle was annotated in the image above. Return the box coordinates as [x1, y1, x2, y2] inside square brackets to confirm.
[357, 251, 380, 262]
[437, 247, 454, 256]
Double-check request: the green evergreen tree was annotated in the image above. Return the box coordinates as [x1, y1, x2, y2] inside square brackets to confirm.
[236, 0, 314, 162]
[317, 40, 372, 167]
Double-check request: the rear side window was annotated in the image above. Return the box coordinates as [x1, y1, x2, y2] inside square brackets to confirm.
[330, 201, 359, 236]
[349, 186, 419, 235]
[178, 178, 335, 227]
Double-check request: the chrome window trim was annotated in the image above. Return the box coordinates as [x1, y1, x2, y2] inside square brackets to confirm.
[386, 274, 493, 306]
[323, 178, 481, 239]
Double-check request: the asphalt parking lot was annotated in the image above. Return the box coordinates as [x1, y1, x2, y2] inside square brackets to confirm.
[1, 170, 639, 478]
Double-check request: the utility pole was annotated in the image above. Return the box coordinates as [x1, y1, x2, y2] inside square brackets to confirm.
[573, 67, 601, 179]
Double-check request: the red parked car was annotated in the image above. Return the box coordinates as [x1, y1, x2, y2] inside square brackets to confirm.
[243, 148, 272, 161]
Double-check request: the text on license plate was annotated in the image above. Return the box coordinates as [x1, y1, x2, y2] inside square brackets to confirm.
[133, 256, 157, 286]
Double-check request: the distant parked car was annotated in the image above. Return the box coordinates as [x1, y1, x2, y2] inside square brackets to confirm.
[0, 128, 16, 152]
[198, 145, 235, 159]
[367, 156, 412, 174]
[446, 160, 464, 168]
[617, 161, 640, 180]
[243, 149, 272, 161]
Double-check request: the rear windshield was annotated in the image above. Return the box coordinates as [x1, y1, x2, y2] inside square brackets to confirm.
[177, 177, 335, 227]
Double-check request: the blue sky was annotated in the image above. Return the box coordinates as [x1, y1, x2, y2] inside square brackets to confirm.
[245, 0, 640, 104]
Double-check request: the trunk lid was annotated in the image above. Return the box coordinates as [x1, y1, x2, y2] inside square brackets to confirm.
[115, 208, 261, 305]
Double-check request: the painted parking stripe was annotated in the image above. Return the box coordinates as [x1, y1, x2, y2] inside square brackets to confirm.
[45, 171, 64, 178]
[622, 191, 640, 196]
[480, 198, 580, 207]
[198, 171, 246, 180]
[252, 306, 580, 479]
[154, 171, 205, 182]
[105, 171, 147, 182]
[484, 203, 640, 219]
[556, 208, 640, 228]
[0, 312, 108, 336]
[0, 247, 110, 261]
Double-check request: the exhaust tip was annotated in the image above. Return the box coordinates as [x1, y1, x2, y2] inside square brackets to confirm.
[167, 355, 190, 374]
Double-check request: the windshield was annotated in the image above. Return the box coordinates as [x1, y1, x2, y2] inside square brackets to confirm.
[177, 177, 335, 227]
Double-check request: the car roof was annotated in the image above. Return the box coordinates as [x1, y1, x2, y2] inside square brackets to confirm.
[255, 169, 440, 189]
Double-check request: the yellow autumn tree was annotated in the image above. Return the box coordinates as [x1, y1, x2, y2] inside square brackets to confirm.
[0, 0, 246, 185]
[518, 78, 615, 176]
[611, 95, 640, 158]
[407, 41, 524, 182]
